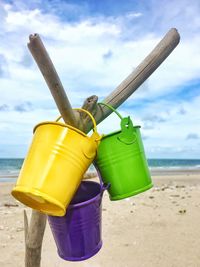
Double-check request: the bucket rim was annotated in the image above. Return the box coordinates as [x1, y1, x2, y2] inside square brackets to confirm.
[68, 181, 102, 209]
[102, 125, 141, 139]
[110, 182, 153, 201]
[33, 121, 88, 137]
[11, 186, 66, 216]
[57, 240, 102, 261]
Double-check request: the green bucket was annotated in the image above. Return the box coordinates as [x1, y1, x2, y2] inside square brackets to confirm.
[94, 103, 153, 201]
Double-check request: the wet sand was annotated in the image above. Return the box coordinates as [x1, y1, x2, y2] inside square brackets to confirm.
[0, 170, 200, 267]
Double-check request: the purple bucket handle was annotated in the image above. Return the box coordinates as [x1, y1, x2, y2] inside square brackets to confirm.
[101, 182, 110, 193]
[94, 163, 110, 192]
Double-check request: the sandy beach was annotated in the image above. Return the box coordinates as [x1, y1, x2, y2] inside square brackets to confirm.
[1, 170, 200, 267]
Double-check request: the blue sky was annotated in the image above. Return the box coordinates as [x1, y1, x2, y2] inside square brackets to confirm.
[0, 0, 200, 158]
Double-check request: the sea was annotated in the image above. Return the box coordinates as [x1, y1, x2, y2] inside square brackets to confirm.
[0, 158, 200, 182]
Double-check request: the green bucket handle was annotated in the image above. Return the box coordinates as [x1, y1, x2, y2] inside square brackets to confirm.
[98, 102, 136, 144]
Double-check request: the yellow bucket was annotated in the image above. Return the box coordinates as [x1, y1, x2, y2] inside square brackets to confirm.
[11, 108, 101, 216]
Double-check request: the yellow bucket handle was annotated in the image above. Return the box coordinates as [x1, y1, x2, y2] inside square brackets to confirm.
[56, 108, 97, 133]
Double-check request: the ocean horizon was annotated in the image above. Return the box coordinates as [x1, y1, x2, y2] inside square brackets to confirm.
[0, 158, 200, 179]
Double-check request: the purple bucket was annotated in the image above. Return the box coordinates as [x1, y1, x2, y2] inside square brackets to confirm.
[48, 181, 107, 261]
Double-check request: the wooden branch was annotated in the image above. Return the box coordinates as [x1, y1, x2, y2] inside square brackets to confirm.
[25, 33, 79, 267]
[23, 96, 98, 267]
[27, 34, 77, 127]
[25, 35, 91, 267]
[104, 28, 180, 106]
[84, 28, 180, 132]
[24, 210, 46, 267]
[81, 95, 98, 132]
[24, 28, 180, 267]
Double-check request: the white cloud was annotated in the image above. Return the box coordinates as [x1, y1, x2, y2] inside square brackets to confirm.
[0, 0, 200, 157]
[126, 12, 143, 19]
[124, 95, 200, 158]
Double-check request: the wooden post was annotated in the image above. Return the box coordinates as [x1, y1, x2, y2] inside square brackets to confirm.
[24, 210, 46, 267]
[84, 28, 180, 131]
[24, 28, 180, 266]
[27, 34, 78, 127]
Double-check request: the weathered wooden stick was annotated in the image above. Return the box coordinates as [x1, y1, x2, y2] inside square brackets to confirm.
[84, 28, 180, 131]
[27, 34, 77, 127]
[23, 98, 98, 267]
[24, 210, 46, 267]
[80, 95, 98, 132]
[25, 28, 180, 267]
[104, 28, 180, 107]
[25, 34, 82, 267]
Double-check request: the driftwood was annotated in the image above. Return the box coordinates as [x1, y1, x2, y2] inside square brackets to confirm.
[85, 28, 181, 131]
[28, 34, 77, 127]
[24, 28, 180, 266]
[24, 210, 46, 267]
[83, 171, 98, 179]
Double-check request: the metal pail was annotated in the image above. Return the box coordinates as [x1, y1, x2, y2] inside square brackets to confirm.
[94, 103, 152, 200]
[48, 181, 108, 261]
[12, 109, 101, 216]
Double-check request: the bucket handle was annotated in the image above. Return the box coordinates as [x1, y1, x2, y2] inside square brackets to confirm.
[98, 102, 123, 120]
[56, 108, 98, 134]
[101, 182, 110, 193]
[98, 102, 136, 145]
[94, 163, 110, 192]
